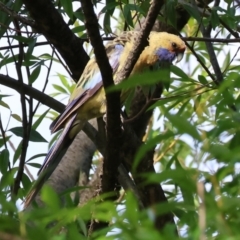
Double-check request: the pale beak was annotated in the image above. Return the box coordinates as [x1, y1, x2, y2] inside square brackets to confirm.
[175, 52, 184, 63]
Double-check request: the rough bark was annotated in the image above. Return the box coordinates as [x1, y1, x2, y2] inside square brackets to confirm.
[24, 120, 97, 209]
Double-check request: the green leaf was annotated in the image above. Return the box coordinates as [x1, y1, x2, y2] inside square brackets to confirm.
[163, 108, 201, 141]
[25, 38, 37, 63]
[52, 84, 68, 94]
[0, 149, 9, 174]
[57, 73, 72, 93]
[32, 109, 50, 130]
[12, 35, 34, 43]
[124, 192, 139, 225]
[8, 127, 47, 142]
[60, 0, 73, 20]
[170, 65, 189, 80]
[71, 25, 85, 34]
[0, 167, 18, 189]
[0, 100, 10, 109]
[29, 65, 41, 83]
[28, 129, 48, 142]
[165, 0, 177, 27]
[25, 162, 42, 169]
[133, 131, 174, 170]
[13, 140, 22, 164]
[41, 185, 61, 211]
[146, 168, 196, 192]
[210, 8, 220, 29]
[107, 69, 169, 92]
[21, 173, 32, 192]
[103, 12, 112, 34]
[101, 1, 118, 15]
[0, 94, 11, 101]
[229, 132, 240, 150]
[0, 136, 11, 148]
[182, 3, 201, 22]
[11, 113, 22, 122]
[26, 154, 47, 162]
[123, 4, 134, 28]
[74, 8, 84, 21]
[198, 75, 208, 84]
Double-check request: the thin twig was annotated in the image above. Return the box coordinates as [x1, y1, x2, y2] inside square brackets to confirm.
[0, 116, 11, 172]
[1, 36, 240, 54]
[0, 2, 36, 27]
[183, 37, 240, 43]
[115, 1, 164, 83]
[0, 41, 49, 51]
[0, 22, 33, 34]
[0, 74, 64, 113]
[32, 49, 54, 115]
[125, 86, 214, 123]
[197, 182, 206, 240]
[80, 0, 122, 201]
[192, 0, 222, 84]
[11, 20, 30, 196]
[7, 137, 35, 181]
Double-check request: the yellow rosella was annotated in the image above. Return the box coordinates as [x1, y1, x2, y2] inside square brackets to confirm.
[25, 31, 186, 206]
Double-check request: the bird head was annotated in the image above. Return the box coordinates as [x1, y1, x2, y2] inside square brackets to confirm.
[148, 32, 186, 63]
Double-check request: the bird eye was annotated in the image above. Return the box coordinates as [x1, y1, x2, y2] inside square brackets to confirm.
[172, 42, 177, 48]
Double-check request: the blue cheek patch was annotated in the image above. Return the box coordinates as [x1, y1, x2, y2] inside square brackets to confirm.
[156, 48, 176, 62]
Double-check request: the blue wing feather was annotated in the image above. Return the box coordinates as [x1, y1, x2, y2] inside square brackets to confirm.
[82, 44, 124, 90]
[51, 44, 124, 132]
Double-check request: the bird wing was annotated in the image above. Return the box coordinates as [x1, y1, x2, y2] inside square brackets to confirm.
[50, 43, 125, 133]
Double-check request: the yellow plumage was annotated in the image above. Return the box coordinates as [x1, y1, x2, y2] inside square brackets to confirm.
[24, 31, 186, 206]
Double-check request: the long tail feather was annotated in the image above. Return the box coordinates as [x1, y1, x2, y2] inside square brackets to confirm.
[24, 114, 79, 208]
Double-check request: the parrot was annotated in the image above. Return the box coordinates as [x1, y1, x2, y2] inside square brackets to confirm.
[24, 31, 186, 207]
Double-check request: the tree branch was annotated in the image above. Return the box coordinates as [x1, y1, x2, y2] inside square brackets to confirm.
[22, 0, 89, 80]
[80, 0, 122, 195]
[0, 74, 64, 112]
[81, 0, 168, 234]
[80, 2, 123, 234]
[25, 122, 97, 209]
[115, 0, 165, 83]
[0, 2, 36, 28]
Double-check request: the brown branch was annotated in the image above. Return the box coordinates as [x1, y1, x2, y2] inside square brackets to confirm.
[0, 232, 25, 240]
[80, 0, 122, 195]
[0, 41, 49, 51]
[122, 119, 177, 231]
[115, 0, 165, 83]
[11, 20, 30, 196]
[0, 73, 100, 148]
[183, 36, 240, 43]
[0, 74, 64, 113]
[125, 85, 214, 124]
[0, 2, 36, 27]
[1, 36, 238, 54]
[0, 117, 12, 174]
[192, 1, 237, 111]
[194, 5, 223, 85]
[32, 49, 54, 115]
[22, 0, 89, 80]
[123, 1, 204, 231]
[82, 120, 145, 209]
[80, 0, 123, 234]
[80, 0, 165, 235]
